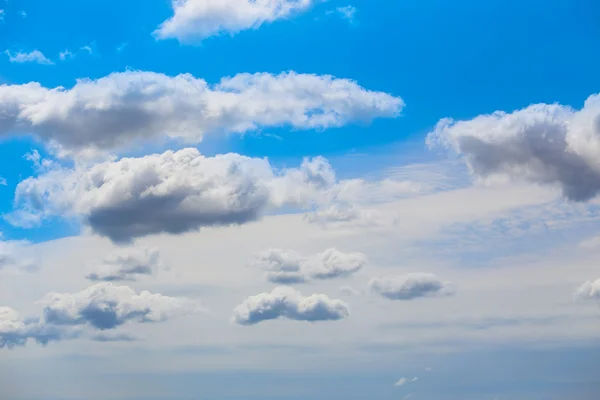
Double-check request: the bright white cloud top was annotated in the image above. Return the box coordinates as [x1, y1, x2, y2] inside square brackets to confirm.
[155, 0, 317, 42]
[0, 70, 402, 156]
[575, 279, 600, 301]
[428, 93, 600, 201]
[369, 273, 454, 300]
[232, 287, 349, 325]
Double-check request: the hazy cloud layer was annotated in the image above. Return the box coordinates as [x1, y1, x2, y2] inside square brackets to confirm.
[85, 247, 163, 282]
[369, 273, 454, 300]
[10, 149, 419, 242]
[249, 248, 367, 284]
[0, 70, 402, 156]
[155, 0, 316, 42]
[427, 93, 600, 201]
[232, 287, 349, 325]
[0, 240, 37, 273]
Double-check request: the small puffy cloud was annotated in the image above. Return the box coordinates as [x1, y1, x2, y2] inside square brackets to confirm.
[0, 176, 6, 186]
[4, 50, 53, 65]
[232, 287, 349, 325]
[155, 0, 317, 43]
[574, 279, 600, 301]
[85, 247, 163, 282]
[249, 248, 367, 284]
[40, 283, 196, 330]
[394, 377, 418, 387]
[369, 273, 455, 300]
[427, 93, 600, 201]
[0, 70, 402, 156]
[10, 149, 416, 242]
[59, 50, 74, 60]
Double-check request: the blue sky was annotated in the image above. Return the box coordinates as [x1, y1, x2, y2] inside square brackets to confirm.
[1, 1, 600, 399]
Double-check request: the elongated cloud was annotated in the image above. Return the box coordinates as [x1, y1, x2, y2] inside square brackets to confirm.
[427, 93, 600, 201]
[0, 70, 402, 156]
[155, 0, 316, 42]
[85, 247, 163, 282]
[232, 287, 349, 325]
[369, 273, 454, 300]
[250, 248, 367, 284]
[4, 50, 53, 65]
[41, 283, 196, 330]
[0, 307, 71, 348]
[9, 149, 419, 242]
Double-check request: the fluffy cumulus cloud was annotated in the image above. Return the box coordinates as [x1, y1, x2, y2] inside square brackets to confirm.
[85, 247, 163, 282]
[575, 279, 600, 301]
[10, 149, 419, 242]
[0, 283, 194, 348]
[250, 248, 367, 284]
[4, 49, 53, 65]
[40, 283, 196, 330]
[369, 273, 454, 300]
[427, 93, 600, 201]
[232, 286, 349, 325]
[0, 70, 402, 156]
[155, 0, 316, 42]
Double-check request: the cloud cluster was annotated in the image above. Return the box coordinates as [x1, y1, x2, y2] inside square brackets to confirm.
[0, 70, 402, 156]
[85, 247, 163, 282]
[10, 149, 418, 242]
[250, 248, 367, 284]
[575, 279, 600, 301]
[155, 0, 316, 42]
[232, 287, 349, 325]
[1, 283, 194, 348]
[427, 93, 600, 201]
[369, 273, 454, 300]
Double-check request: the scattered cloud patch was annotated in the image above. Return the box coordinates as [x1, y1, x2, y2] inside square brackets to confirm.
[116, 42, 128, 53]
[0, 70, 402, 156]
[0, 177, 6, 186]
[59, 50, 74, 60]
[335, 5, 357, 23]
[85, 247, 163, 282]
[394, 377, 418, 387]
[369, 273, 455, 300]
[155, 0, 317, 43]
[250, 248, 367, 284]
[428, 93, 600, 201]
[4, 49, 53, 65]
[232, 287, 349, 325]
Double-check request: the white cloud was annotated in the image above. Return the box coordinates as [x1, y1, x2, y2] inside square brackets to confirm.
[249, 247, 367, 284]
[427, 93, 600, 201]
[0, 176, 6, 186]
[394, 376, 418, 387]
[9, 149, 419, 242]
[80, 45, 93, 54]
[40, 282, 197, 330]
[574, 279, 600, 301]
[4, 49, 53, 65]
[155, 0, 317, 43]
[232, 286, 349, 325]
[0, 307, 68, 348]
[59, 50, 74, 60]
[336, 5, 356, 23]
[85, 247, 164, 282]
[369, 273, 455, 300]
[0, 70, 402, 156]
[0, 240, 37, 273]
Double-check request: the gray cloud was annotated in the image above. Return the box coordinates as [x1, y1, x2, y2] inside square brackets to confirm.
[155, 0, 317, 43]
[232, 287, 349, 325]
[85, 247, 163, 282]
[0, 240, 37, 273]
[427, 94, 600, 201]
[249, 248, 367, 284]
[0, 307, 74, 349]
[369, 273, 454, 300]
[10, 149, 418, 243]
[0, 70, 402, 156]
